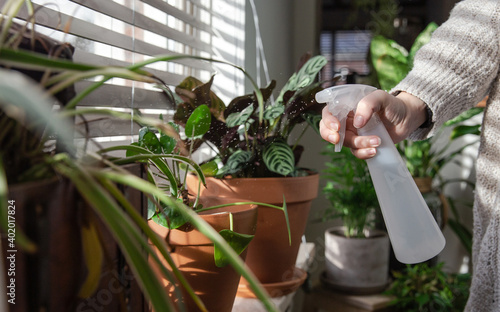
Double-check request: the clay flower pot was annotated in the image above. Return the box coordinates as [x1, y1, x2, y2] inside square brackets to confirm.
[149, 197, 258, 312]
[186, 172, 319, 295]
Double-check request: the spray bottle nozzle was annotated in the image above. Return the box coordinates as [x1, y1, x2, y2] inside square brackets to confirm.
[315, 84, 377, 152]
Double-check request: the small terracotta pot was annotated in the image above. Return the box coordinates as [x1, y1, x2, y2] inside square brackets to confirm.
[186, 173, 319, 287]
[149, 197, 258, 312]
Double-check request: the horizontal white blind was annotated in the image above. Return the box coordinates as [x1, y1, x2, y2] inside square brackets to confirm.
[320, 30, 372, 83]
[8, 0, 246, 142]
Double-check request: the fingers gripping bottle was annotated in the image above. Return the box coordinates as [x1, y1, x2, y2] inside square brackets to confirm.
[316, 84, 445, 264]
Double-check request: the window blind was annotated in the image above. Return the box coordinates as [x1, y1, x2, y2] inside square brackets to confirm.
[7, 0, 246, 145]
[320, 30, 372, 85]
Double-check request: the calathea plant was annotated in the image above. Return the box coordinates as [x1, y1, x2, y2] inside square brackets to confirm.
[172, 55, 332, 178]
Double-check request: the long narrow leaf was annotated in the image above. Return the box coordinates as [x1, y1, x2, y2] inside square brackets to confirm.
[0, 69, 75, 155]
[97, 176, 205, 312]
[196, 200, 291, 245]
[93, 169, 279, 312]
[78, 218, 104, 298]
[52, 157, 175, 312]
[65, 54, 264, 123]
[60, 108, 188, 155]
[100, 145, 207, 189]
[0, 162, 36, 252]
[100, 145, 178, 197]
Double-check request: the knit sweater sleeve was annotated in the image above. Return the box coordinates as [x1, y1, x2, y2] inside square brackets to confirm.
[391, 0, 500, 140]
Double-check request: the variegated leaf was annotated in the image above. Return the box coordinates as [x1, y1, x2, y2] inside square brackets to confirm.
[277, 55, 327, 104]
[226, 104, 254, 128]
[220, 150, 253, 175]
[263, 105, 285, 120]
[263, 142, 295, 176]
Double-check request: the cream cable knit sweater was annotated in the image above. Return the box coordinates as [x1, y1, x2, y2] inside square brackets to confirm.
[392, 0, 500, 310]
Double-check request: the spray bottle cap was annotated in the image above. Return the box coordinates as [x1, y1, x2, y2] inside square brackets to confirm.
[315, 84, 377, 152]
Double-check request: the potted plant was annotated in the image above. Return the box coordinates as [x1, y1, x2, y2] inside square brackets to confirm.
[0, 3, 283, 311]
[385, 262, 471, 312]
[167, 55, 332, 294]
[98, 120, 288, 311]
[320, 144, 390, 295]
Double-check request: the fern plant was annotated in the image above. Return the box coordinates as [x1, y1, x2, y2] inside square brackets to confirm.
[171, 55, 331, 178]
[321, 144, 379, 238]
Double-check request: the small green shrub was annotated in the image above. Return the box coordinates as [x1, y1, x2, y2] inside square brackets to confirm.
[385, 262, 471, 312]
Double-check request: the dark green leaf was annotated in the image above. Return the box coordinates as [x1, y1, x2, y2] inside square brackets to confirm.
[159, 134, 177, 154]
[450, 124, 481, 140]
[200, 160, 219, 177]
[152, 201, 189, 229]
[185, 104, 211, 138]
[447, 219, 472, 255]
[126, 142, 142, 157]
[214, 229, 254, 267]
[303, 112, 322, 135]
[142, 132, 162, 154]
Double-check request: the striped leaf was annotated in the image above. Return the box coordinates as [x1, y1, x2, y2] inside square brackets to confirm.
[263, 142, 295, 176]
[226, 104, 254, 128]
[263, 105, 284, 120]
[220, 150, 253, 176]
[237, 119, 255, 135]
[276, 55, 327, 104]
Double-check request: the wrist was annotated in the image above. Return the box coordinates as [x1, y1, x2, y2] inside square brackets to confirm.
[394, 91, 430, 132]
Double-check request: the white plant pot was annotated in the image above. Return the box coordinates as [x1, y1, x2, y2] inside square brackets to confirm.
[323, 226, 390, 294]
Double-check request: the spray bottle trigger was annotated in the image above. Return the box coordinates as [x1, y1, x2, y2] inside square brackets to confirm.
[336, 117, 347, 152]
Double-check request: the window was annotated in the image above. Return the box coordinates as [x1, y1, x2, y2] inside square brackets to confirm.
[15, 0, 246, 148]
[320, 30, 372, 85]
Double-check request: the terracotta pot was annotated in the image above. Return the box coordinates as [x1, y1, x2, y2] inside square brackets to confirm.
[186, 172, 319, 286]
[149, 197, 258, 312]
[323, 226, 390, 295]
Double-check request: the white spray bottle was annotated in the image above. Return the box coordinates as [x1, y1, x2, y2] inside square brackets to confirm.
[316, 84, 445, 264]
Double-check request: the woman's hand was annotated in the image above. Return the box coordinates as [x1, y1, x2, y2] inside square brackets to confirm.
[319, 90, 428, 159]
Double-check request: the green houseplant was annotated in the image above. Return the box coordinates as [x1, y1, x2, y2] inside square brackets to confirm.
[385, 262, 471, 312]
[0, 2, 284, 311]
[321, 145, 378, 238]
[97, 118, 289, 311]
[320, 144, 389, 294]
[172, 54, 329, 178]
[170, 55, 331, 291]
